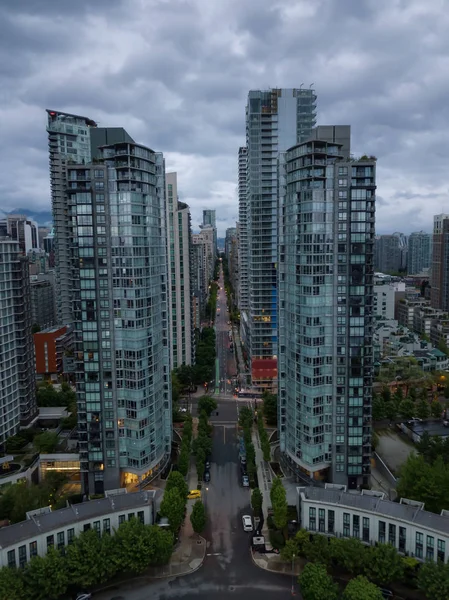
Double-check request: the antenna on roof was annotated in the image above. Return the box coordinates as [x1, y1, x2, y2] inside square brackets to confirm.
[310, 83, 314, 88]
[300, 83, 304, 89]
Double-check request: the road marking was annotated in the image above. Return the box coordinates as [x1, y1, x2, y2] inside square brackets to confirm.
[206, 552, 222, 556]
[224, 426, 226, 444]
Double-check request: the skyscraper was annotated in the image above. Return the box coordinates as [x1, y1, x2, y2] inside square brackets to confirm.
[408, 231, 432, 275]
[201, 209, 217, 254]
[374, 233, 407, 273]
[0, 214, 39, 254]
[278, 126, 376, 488]
[66, 138, 171, 493]
[245, 87, 317, 389]
[431, 214, 449, 310]
[0, 239, 37, 443]
[166, 172, 194, 368]
[237, 147, 249, 342]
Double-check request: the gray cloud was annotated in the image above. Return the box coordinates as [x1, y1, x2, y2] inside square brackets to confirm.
[0, 0, 449, 235]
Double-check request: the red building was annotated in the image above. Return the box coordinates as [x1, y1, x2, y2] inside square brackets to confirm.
[251, 358, 278, 391]
[34, 326, 73, 379]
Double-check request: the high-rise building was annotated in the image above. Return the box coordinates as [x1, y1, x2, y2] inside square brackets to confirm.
[408, 231, 432, 275]
[201, 209, 217, 255]
[0, 239, 37, 442]
[166, 173, 194, 368]
[46, 110, 135, 325]
[66, 138, 171, 494]
[278, 126, 376, 488]
[246, 87, 317, 389]
[237, 147, 249, 341]
[431, 214, 449, 310]
[0, 214, 39, 254]
[374, 233, 406, 273]
[30, 275, 56, 330]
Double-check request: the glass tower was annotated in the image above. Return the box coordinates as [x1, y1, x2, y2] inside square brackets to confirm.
[278, 126, 376, 488]
[67, 141, 171, 494]
[246, 88, 317, 389]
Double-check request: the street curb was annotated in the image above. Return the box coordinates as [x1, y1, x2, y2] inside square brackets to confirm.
[249, 547, 293, 577]
[149, 534, 207, 579]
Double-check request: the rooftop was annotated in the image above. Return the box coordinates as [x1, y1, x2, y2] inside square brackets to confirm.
[0, 490, 155, 549]
[405, 420, 449, 438]
[297, 486, 449, 535]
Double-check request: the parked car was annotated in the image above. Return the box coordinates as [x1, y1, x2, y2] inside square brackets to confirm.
[407, 417, 422, 425]
[204, 470, 210, 483]
[242, 475, 250, 487]
[379, 588, 393, 599]
[205, 460, 210, 470]
[242, 515, 253, 532]
[240, 456, 247, 466]
[76, 594, 91, 600]
[187, 489, 201, 500]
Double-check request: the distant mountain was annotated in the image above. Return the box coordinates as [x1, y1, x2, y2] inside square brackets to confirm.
[1, 208, 53, 227]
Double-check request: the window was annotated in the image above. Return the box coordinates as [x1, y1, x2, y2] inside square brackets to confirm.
[426, 536, 434, 560]
[328, 510, 335, 534]
[437, 539, 446, 562]
[93, 521, 101, 536]
[57, 531, 65, 550]
[94, 169, 104, 178]
[388, 523, 396, 546]
[29, 541, 37, 558]
[18, 545, 27, 568]
[399, 527, 406, 552]
[352, 515, 360, 538]
[415, 532, 423, 559]
[362, 517, 370, 542]
[119, 514, 126, 525]
[128, 512, 135, 521]
[46, 535, 54, 549]
[378, 521, 386, 543]
[309, 507, 316, 531]
[137, 511, 145, 524]
[7, 549, 16, 568]
[343, 513, 350, 537]
[103, 518, 111, 534]
[318, 509, 325, 532]
[67, 528, 75, 544]
[83, 523, 91, 532]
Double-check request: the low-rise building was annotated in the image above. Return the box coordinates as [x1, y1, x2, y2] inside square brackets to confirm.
[0, 490, 155, 568]
[34, 325, 74, 380]
[297, 485, 449, 563]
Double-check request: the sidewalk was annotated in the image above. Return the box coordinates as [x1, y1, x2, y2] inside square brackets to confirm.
[252, 428, 272, 538]
[251, 550, 304, 576]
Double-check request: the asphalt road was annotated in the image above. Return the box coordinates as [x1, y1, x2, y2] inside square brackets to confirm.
[215, 269, 237, 395]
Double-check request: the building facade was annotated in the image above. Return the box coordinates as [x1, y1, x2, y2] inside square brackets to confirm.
[408, 231, 431, 275]
[238, 147, 249, 317]
[0, 239, 37, 442]
[0, 490, 155, 569]
[278, 127, 375, 487]
[202, 209, 217, 253]
[246, 87, 317, 389]
[297, 485, 449, 564]
[66, 140, 171, 494]
[0, 214, 39, 254]
[30, 276, 56, 330]
[166, 172, 194, 368]
[431, 214, 449, 310]
[34, 325, 73, 379]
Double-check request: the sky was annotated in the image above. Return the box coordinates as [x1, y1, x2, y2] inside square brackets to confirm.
[1, 0, 449, 237]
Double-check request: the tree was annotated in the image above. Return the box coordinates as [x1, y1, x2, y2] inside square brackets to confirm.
[160, 488, 186, 532]
[65, 528, 116, 587]
[190, 500, 206, 533]
[33, 431, 59, 453]
[23, 548, 68, 600]
[262, 391, 277, 426]
[397, 453, 449, 514]
[112, 519, 160, 573]
[176, 364, 195, 389]
[298, 563, 339, 600]
[4, 434, 28, 453]
[165, 470, 188, 499]
[431, 400, 443, 419]
[330, 536, 366, 575]
[343, 575, 383, 600]
[0, 567, 26, 600]
[238, 406, 253, 428]
[171, 370, 181, 405]
[364, 543, 404, 586]
[372, 394, 386, 421]
[198, 396, 217, 417]
[270, 477, 288, 530]
[417, 559, 449, 600]
[384, 400, 397, 421]
[251, 488, 263, 516]
[415, 398, 430, 420]
[398, 398, 415, 420]
[306, 535, 331, 566]
[148, 526, 175, 566]
[178, 447, 189, 476]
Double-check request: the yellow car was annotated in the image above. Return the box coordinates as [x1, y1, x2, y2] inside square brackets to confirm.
[187, 489, 201, 500]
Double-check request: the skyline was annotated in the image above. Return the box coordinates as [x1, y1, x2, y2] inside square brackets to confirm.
[1, 0, 449, 236]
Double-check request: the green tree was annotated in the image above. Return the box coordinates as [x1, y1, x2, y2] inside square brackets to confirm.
[262, 391, 277, 426]
[417, 559, 449, 600]
[176, 364, 195, 389]
[364, 543, 404, 586]
[298, 562, 339, 600]
[384, 400, 397, 421]
[431, 400, 443, 419]
[280, 538, 299, 562]
[398, 398, 415, 420]
[33, 431, 59, 453]
[238, 406, 253, 428]
[343, 575, 383, 600]
[251, 488, 263, 516]
[306, 535, 331, 566]
[372, 394, 385, 421]
[160, 487, 186, 532]
[415, 398, 430, 420]
[190, 500, 206, 533]
[397, 452, 449, 513]
[23, 548, 68, 600]
[65, 528, 116, 587]
[329, 536, 366, 575]
[295, 529, 311, 557]
[270, 477, 288, 530]
[149, 526, 174, 566]
[4, 434, 27, 453]
[171, 370, 181, 405]
[165, 470, 188, 499]
[198, 396, 217, 417]
[178, 447, 189, 476]
[0, 567, 26, 600]
[112, 519, 158, 573]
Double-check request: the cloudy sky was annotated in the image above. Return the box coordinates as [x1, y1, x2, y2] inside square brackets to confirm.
[1, 0, 448, 236]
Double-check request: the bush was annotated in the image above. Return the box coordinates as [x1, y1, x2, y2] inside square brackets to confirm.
[269, 529, 285, 549]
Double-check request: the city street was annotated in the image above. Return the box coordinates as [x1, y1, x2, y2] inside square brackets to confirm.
[215, 266, 237, 396]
